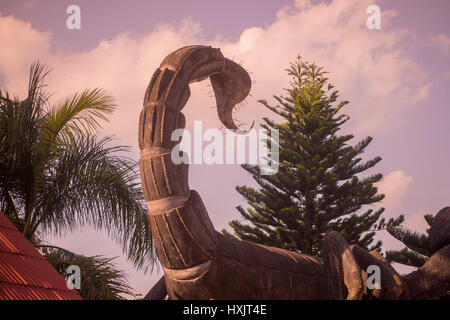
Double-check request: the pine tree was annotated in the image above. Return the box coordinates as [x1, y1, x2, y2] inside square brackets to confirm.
[386, 214, 449, 299]
[385, 214, 433, 268]
[226, 56, 402, 256]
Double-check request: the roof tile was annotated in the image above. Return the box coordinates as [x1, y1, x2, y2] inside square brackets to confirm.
[0, 212, 82, 300]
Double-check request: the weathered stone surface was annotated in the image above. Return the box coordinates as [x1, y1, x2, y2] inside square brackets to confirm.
[139, 45, 450, 300]
[430, 207, 450, 253]
[144, 276, 167, 300]
[140, 45, 332, 299]
[404, 244, 450, 299]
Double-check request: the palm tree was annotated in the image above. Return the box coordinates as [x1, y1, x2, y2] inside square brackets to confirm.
[42, 245, 133, 300]
[0, 62, 155, 299]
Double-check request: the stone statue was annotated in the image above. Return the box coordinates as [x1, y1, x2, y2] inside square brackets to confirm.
[139, 45, 450, 300]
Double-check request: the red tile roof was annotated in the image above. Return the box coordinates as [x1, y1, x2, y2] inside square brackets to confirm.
[0, 212, 82, 300]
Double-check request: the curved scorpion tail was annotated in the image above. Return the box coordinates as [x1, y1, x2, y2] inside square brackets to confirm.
[138, 45, 251, 270]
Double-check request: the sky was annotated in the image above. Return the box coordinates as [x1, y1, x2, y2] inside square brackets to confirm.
[1, 0, 449, 297]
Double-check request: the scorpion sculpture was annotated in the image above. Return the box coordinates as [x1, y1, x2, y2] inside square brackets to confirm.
[139, 45, 450, 300]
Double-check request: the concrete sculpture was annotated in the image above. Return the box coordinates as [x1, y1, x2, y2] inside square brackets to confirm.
[139, 45, 449, 299]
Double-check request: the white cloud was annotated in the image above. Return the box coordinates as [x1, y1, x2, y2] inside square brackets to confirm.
[403, 210, 429, 233]
[0, 0, 431, 151]
[0, 13, 50, 88]
[0, 16, 207, 149]
[22, 0, 37, 9]
[238, 27, 263, 53]
[430, 33, 450, 56]
[376, 170, 413, 208]
[211, 0, 430, 135]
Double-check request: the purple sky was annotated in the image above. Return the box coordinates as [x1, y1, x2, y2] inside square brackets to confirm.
[1, 0, 449, 297]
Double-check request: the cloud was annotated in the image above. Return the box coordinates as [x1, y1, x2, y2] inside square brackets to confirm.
[376, 170, 413, 208]
[0, 0, 431, 151]
[403, 210, 429, 233]
[22, 0, 37, 9]
[0, 16, 206, 149]
[212, 0, 430, 135]
[0, 13, 50, 87]
[430, 33, 450, 56]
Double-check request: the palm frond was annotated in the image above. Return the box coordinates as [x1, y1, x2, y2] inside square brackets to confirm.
[1, 61, 156, 275]
[34, 135, 155, 272]
[40, 245, 133, 300]
[40, 88, 115, 157]
[27, 61, 52, 108]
